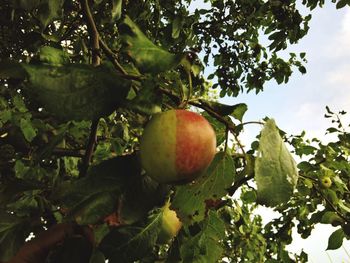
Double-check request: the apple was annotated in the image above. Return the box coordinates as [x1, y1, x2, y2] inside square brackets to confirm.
[140, 109, 216, 184]
[320, 176, 332, 188]
[157, 202, 182, 244]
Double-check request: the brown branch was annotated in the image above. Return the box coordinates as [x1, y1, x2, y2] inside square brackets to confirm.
[79, 0, 101, 177]
[80, 0, 100, 66]
[8, 223, 94, 263]
[227, 174, 254, 196]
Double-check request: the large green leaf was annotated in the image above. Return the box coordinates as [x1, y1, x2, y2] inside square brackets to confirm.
[171, 152, 235, 223]
[255, 119, 298, 207]
[0, 212, 29, 262]
[179, 211, 225, 262]
[21, 63, 131, 121]
[119, 16, 184, 73]
[99, 211, 163, 262]
[58, 155, 139, 224]
[58, 154, 166, 225]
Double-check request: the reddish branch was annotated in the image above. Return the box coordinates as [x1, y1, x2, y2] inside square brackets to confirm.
[8, 223, 93, 263]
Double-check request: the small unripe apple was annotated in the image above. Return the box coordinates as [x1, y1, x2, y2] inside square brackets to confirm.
[140, 109, 216, 184]
[320, 176, 332, 188]
[157, 203, 182, 244]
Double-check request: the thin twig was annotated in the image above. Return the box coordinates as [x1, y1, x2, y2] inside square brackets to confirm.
[80, 0, 100, 176]
[99, 38, 144, 81]
[80, 119, 99, 177]
[80, 0, 100, 66]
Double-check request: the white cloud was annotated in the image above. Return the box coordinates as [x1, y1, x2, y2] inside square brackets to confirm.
[326, 8, 350, 58]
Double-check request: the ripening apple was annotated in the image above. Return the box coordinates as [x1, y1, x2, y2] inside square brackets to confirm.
[157, 202, 182, 244]
[140, 109, 216, 184]
[320, 176, 332, 188]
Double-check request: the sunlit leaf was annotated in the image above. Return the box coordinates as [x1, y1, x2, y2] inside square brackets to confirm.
[179, 211, 225, 262]
[255, 119, 298, 207]
[171, 152, 235, 223]
[119, 16, 184, 73]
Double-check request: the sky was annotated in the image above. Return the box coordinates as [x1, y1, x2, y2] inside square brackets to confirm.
[190, 1, 350, 262]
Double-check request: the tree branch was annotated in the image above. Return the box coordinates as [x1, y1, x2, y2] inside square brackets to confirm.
[80, 0, 100, 66]
[79, 0, 101, 177]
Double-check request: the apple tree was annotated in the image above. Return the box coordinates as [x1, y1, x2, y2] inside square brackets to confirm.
[1, 0, 350, 262]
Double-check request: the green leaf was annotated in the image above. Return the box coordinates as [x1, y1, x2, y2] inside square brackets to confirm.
[203, 101, 248, 121]
[171, 152, 235, 223]
[112, 0, 122, 20]
[119, 15, 184, 73]
[9, 0, 40, 10]
[255, 119, 298, 207]
[123, 79, 162, 115]
[19, 118, 37, 142]
[336, 0, 349, 9]
[99, 212, 163, 262]
[179, 211, 225, 262]
[327, 228, 344, 250]
[58, 155, 140, 224]
[202, 112, 227, 146]
[37, 0, 65, 28]
[0, 212, 29, 262]
[89, 249, 106, 263]
[321, 211, 344, 225]
[22, 63, 131, 121]
[39, 46, 70, 65]
[172, 16, 182, 39]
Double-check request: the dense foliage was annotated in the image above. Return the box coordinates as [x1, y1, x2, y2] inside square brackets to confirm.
[1, 0, 350, 262]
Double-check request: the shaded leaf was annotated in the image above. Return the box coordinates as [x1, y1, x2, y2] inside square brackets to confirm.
[89, 249, 106, 263]
[37, 0, 65, 28]
[112, 0, 122, 20]
[0, 212, 29, 262]
[9, 0, 40, 10]
[19, 118, 37, 142]
[336, 0, 349, 9]
[202, 112, 227, 146]
[255, 119, 298, 207]
[327, 228, 344, 250]
[58, 155, 141, 224]
[0, 60, 27, 79]
[119, 16, 184, 73]
[39, 46, 70, 65]
[22, 63, 131, 121]
[99, 211, 163, 262]
[203, 101, 248, 121]
[179, 211, 225, 262]
[171, 152, 235, 223]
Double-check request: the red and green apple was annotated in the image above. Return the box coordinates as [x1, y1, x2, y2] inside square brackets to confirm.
[140, 109, 216, 184]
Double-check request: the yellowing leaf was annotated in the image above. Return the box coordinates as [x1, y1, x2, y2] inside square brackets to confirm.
[255, 119, 298, 207]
